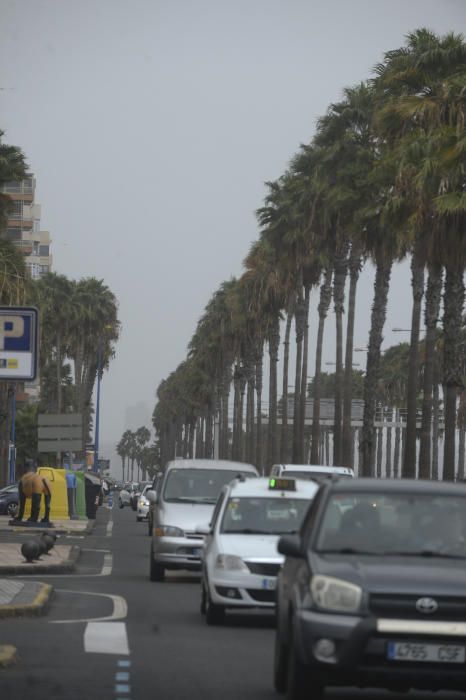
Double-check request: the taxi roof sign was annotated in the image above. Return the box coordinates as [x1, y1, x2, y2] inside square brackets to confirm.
[269, 477, 296, 492]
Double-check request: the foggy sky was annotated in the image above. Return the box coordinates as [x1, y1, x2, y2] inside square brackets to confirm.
[1, 0, 465, 467]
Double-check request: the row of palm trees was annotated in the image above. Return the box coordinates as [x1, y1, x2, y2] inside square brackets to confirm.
[34, 272, 120, 450]
[116, 427, 158, 482]
[0, 131, 121, 482]
[152, 29, 465, 479]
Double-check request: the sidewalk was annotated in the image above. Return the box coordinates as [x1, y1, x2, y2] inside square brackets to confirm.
[0, 542, 80, 575]
[0, 515, 94, 535]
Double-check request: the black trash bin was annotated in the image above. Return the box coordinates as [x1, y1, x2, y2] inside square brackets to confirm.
[84, 473, 102, 519]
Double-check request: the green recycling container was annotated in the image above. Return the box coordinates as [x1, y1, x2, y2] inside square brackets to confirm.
[75, 471, 87, 520]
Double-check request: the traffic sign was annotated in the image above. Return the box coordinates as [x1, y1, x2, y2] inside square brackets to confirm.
[0, 306, 39, 380]
[38, 413, 83, 452]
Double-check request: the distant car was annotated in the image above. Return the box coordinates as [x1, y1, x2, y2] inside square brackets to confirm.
[136, 484, 152, 522]
[270, 463, 354, 481]
[131, 481, 151, 511]
[275, 477, 466, 698]
[201, 476, 318, 625]
[118, 482, 138, 508]
[0, 484, 19, 517]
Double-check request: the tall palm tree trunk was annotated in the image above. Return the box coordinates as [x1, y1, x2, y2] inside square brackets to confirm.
[458, 427, 465, 481]
[342, 249, 362, 466]
[393, 410, 401, 479]
[255, 351, 263, 473]
[333, 245, 348, 465]
[402, 248, 424, 478]
[298, 286, 311, 463]
[386, 413, 392, 478]
[205, 405, 213, 459]
[239, 374, 247, 462]
[432, 367, 440, 480]
[220, 366, 232, 459]
[418, 264, 443, 478]
[311, 268, 333, 463]
[292, 289, 306, 463]
[442, 266, 465, 481]
[232, 366, 242, 461]
[280, 309, 293, 462]
[361, 259, 392, 476]
[246, 375, 255, 464]
[267, 318, 280, 469]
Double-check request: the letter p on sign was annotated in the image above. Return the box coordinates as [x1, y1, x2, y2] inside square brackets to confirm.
[0, 316, 24, 350]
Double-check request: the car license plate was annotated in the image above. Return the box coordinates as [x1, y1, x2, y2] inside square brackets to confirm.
[262, 578, 276, 590]
[387, 642, 465, 664]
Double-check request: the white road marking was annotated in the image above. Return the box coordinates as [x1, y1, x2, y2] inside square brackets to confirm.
[115, 685, 131, 694]
[116, 672, 130, 681]
[101, 552, 113, 575]
[106, 519, 113, 537]
[118, 659, 131, 667]
[84, 621, 129, 655]
[50, 589, 127, 624]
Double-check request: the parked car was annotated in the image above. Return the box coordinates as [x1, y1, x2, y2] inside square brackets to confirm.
[201, 475, 318, 625]
[275, 477, 466, 698]
[148, 459, 258, 582]
[147, 472, 162, 536]
[0, 484, 19, 517]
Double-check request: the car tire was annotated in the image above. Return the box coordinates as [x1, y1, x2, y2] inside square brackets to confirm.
[119, 499, 124, 509]
[205, 588, 225, 626]
[287, 631, 323, 700]
[6, 502, 18, 517]
[136, 516, 142, 522]
[274, 632, 288, 693]
[200, 580, 207, 615]
[149, 551, 165, 582]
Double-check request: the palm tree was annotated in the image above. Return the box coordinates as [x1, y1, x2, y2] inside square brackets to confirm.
[310, 267, 332, 463]
[135, 426, 151, 479]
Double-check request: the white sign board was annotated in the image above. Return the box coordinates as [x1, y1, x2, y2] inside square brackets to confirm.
[0, 307, 39, 380]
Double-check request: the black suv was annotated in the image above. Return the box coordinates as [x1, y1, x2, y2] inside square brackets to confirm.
[275, 477, 466, 699]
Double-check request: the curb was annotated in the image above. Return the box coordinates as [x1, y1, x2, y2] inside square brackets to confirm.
[0, 583, 53, 619]
[0, 645, 18, 668]
[0, 545, 81, 576]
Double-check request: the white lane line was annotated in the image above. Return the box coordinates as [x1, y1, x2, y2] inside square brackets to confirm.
[116, 672, 130, 682]
[84, 621, 129, 655]
[118, 659, 131, 668]
[50, 589, 127, 624]
[101, 552, 113, 575]
[106, 519, 113, 537]
[115, 685, 131, 694]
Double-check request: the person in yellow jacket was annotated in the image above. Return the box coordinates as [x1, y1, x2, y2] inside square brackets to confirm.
[15, 470, 52, 523]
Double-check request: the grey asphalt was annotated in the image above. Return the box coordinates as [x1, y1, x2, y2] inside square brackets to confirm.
[1, 505, 466, 699]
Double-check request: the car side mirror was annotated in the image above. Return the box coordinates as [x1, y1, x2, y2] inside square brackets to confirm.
[195, 524, 211, 536]
[278, 534, 305, 558]
[146, 490, 158, 504]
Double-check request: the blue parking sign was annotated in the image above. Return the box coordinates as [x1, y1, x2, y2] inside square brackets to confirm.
[0, 307, 39, 380]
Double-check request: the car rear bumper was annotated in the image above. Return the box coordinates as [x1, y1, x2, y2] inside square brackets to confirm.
[295, 609, 466, 690]
[152, 535, 204, 570]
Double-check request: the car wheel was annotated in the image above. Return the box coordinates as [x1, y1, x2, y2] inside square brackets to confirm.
[205, 588, 225, 626]
[287, 632, 323, 700]
[149, 550, 165, 582]
[136, 516, 142, 522]
[200, 580, 207, 615]
[274, 631, 288, 693]
[6, 502, 18, 517]
[119, 499, 124, 509]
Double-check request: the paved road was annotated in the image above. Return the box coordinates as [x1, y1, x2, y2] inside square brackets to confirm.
[1, 505, 466, 699]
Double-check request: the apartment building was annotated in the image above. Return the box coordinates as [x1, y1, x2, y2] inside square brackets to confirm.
[2, 174, 53, 279]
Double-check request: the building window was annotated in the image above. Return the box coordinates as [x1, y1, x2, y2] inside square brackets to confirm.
[39, 245, 49, 256]
[10, 200, 22, 219]
[6, 229, 21, 241]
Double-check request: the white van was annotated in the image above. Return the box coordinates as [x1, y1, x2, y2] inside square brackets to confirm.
[270, 464, 354, 481]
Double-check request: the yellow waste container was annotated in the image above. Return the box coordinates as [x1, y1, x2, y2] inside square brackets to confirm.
[23, 467, 70, 520]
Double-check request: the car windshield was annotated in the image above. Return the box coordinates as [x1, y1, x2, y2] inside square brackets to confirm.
[283, 470, 351, 481]
[221, 497, 310, 534]
[316, 492, 466, 557]
[163, 469, 255, 504]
